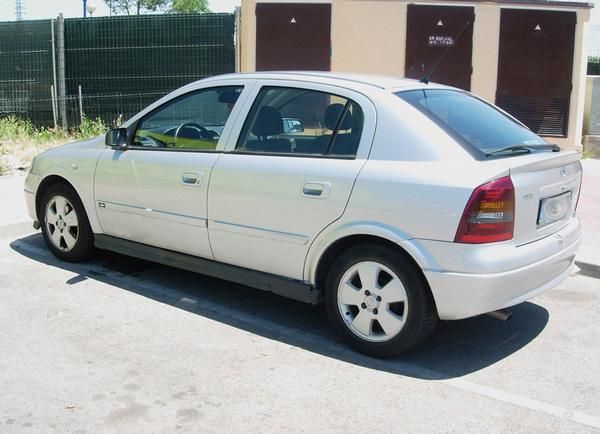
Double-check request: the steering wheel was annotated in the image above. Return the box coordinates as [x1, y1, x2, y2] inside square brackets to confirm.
[138, 135, 166, 148]
[174, 122, 217, 140]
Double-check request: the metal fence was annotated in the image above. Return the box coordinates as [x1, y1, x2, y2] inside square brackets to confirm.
[0, 13, 236, 129]
[588, 25, 600, 75]
[0, 19, 55, 126]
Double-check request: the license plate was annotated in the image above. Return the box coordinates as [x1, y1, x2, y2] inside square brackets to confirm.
[537, 191, 572, 227]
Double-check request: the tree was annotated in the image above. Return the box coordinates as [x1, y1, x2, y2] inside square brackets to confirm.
[104, 0, 210, 15]
[171, 0, 210, 13]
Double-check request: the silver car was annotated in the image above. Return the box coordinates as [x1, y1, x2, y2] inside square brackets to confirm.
[25, 72, 582, 357]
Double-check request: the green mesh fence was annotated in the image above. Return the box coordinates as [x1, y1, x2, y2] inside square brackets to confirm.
[64, 13, 235, 125]
[0, 13, 235, 128]
[0, 19, 54, 126]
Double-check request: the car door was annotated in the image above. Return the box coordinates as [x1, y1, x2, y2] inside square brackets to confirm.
[94, 82, 250, 258]
[207, 81, 376, 280]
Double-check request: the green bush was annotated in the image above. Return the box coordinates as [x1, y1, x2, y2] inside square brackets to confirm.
[0, 116, 35, 141]
[0, 115, 106, 144]
[73, 116, 108, 139]
[0, 115, 108, 175]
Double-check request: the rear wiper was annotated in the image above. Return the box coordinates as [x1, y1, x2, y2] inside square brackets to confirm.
[486, 146, 533, 157]
[485, 144, 560, 157]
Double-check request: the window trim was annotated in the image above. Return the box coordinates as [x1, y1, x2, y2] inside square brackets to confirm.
[128, 85, 245, 153]
[233, 85, 364, 160]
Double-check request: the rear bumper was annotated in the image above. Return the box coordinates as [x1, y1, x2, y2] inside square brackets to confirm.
[422, 220, 581, 320]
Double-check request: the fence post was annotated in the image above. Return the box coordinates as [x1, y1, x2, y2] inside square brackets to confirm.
[51, 86, 58, 129]
[235, 7, 241, 73]
[57, 13, 67, 129]
[78, 85, 84, 124]
[51, 18, 58, 129]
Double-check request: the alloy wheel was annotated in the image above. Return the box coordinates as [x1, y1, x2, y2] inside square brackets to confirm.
[337, 261, 409, 342]
[45, 195, 79, 252]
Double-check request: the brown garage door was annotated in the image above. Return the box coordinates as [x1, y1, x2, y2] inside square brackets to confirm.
[405, 5, 474, 91]
[496, 10, 575, 137]
[256, 3, 331, 71]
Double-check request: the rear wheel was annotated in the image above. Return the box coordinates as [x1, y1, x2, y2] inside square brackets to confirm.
[40, 183, 94, 262]
[325, 243, 438, 358]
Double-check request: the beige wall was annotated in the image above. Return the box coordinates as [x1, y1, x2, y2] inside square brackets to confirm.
[470, 4, 500, 104]
[240, 0, 591, 150]
[240, 0, 257, 73]
[560, 7, 590, 151]
[331, 0, 406, 74]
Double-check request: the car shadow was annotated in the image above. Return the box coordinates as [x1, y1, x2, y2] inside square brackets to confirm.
[10, 233, 549, 380]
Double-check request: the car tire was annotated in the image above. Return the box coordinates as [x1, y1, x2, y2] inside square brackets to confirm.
[40, 183, 95, 262]
[325, 243, 438, 358]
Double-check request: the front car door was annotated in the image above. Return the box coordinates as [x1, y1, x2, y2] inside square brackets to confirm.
[94, 81, 250, 258]
[207, 80, 376, 280]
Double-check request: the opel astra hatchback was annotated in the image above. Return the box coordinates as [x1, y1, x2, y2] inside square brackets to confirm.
[25, 72, 582, 357]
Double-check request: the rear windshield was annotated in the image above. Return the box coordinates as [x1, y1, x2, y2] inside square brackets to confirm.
[396, 89, 548, 157]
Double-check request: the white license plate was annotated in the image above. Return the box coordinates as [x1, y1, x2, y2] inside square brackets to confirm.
[537, 191, 573, 227]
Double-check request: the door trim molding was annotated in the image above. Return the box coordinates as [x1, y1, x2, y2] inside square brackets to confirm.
[97, 200, 207, 227]
[211, 220, 310, 245]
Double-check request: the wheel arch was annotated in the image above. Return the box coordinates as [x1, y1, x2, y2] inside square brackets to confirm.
[35, 175, 80, 221]
[308, 226, 439, 298]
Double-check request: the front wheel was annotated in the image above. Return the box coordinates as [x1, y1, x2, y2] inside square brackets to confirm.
[325, 244, 438, 358]
[40, 183, 95, 262]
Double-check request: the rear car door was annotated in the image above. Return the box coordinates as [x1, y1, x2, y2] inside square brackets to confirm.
[94, 82, 248, 258]
[207, 81, 376, 280]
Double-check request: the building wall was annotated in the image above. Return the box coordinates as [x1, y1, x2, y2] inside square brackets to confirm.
[240, 0, 591, 150]
[330, 0, 407, 75]
[240, 0, 257, 73]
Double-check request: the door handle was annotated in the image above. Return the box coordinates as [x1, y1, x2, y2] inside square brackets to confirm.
[302, 181, 331, 198]
[181, 171, 203, 186]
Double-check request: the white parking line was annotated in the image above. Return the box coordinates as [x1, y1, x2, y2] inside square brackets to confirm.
[443, 378, 600, 430]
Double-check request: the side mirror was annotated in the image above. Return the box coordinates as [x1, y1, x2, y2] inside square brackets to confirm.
[105, 128, 128, 148]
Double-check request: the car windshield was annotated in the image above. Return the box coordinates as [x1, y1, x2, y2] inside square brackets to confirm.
[395, 89, 548, 157]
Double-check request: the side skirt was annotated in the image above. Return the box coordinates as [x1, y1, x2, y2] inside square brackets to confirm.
[94, 234, 321, 304]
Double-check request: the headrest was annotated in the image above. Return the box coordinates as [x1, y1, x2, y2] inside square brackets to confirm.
[218, 90, 240, 105]
[324, 103, 353, 130]
[252, 106, 284, 137]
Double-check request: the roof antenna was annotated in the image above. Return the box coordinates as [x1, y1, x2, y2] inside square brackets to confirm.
[420, 20, 472, 84]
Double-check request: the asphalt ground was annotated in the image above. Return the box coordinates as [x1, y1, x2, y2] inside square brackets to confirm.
[1, 165, 599, 433]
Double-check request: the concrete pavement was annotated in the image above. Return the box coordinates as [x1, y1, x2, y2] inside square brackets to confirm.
[578, 158, 600, 268]
[0, 172, 30, 227]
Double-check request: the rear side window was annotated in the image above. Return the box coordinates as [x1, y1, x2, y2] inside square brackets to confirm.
[236, 86, 364, 158]
[396, 89, 547, 157]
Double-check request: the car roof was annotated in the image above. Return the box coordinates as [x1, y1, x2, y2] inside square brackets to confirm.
[198, 71, 444, 92]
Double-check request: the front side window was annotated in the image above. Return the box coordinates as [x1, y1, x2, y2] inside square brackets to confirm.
[396, 89, 548, 157]
[133, 86, 243, 151]
[236, 86, 364, 157]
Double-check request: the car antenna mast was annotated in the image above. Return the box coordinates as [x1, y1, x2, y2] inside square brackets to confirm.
[420, 20, 472, 85]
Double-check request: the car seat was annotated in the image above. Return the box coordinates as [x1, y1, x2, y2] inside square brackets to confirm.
[313, 103, 360, 155]
[244, 106, 291, 153]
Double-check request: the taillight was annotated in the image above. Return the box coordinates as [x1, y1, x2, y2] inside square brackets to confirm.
[454, 176, 515, 244]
